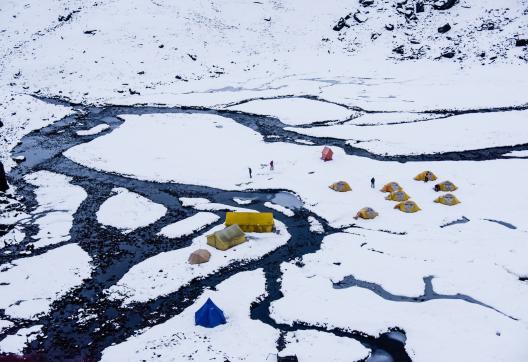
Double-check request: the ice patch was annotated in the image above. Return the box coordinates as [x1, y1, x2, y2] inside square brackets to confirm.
[76, 123, 110, 136]
[97, 187, 167, 233]
[157, 212, 220, 238]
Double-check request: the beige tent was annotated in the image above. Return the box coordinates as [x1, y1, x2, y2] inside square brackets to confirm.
[356, 207, 379, 220]
[329, 181, 352, 192]
[207, 224, 247, 251]
[380, 182, 402, 193]
[188, 249, 211, 264]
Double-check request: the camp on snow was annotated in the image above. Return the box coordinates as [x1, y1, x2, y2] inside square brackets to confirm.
[414, 171, 437, 182]
[434, 193, 461, 206]
[207, 224, 247, 251]
[188, 249, 211, 264]
[385, 190, 410, 202]
[195, 298, 226, 328]
[380, 182, 402, 193]
[329, 181, 352, 192]
[225, 212, 274, 233]
[321, 146, 333, 161]
[356, 207, 379, 220]
[394, 200, 421, 213]
[434, 180, 458, 192]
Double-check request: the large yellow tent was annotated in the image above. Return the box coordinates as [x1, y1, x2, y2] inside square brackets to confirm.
[356, 207, 379, 220]
[207, 225, 247, 251]
[225, 212, 274, 233]
[434, 193, 461, 206]
[414, 171, 437, 182]
[434, 181, 458, 192]
[394, 200, 421, 213]
[329, 181, 352, 192]
[385, 191, 410, 202]
[380, 182, 402, 193]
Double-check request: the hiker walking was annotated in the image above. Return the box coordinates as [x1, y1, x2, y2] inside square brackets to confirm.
[248, 167, 252, 179]
[370, 177, 375, 189]
[270, 160, 274, 171]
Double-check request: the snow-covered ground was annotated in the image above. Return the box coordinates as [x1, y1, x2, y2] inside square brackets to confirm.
[97, 188, 167, 233]
[24, 171, 87, 249]
[101, 269, 279, 361]
[1, 0, 527, 359]
[0, 244, 92, 320]
[287, 110, 528, 156]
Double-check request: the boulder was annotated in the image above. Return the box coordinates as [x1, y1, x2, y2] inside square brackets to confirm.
[0, 161, 8, 192]
[438, 23, 451, 33]
[516, 39, 528, 47]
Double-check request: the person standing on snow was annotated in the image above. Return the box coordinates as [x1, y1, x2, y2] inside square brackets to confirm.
[370, 177, 375, 189]
[248, 167, 252, 179]
[270, 160, 274, 171]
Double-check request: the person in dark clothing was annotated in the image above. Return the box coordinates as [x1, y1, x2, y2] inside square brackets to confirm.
[248, 167, 252, 179]
[270, 160, 274, 171]
[424, 175, 429, 182]
[370, 177, 375, 189]
[0, 161, 9, 192]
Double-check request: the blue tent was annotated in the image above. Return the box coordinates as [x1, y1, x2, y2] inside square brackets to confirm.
[195, 298, 226, 328]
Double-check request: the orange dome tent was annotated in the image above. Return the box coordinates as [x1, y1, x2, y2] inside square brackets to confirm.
[434, 181, 458, 192]
[385, 191, 410, 202]
[356, 207, 379, 220]
[414, 171, 437, 182]
[329, 181, 352, 192]
[380, 182, 402, 193]
[394, 200, 421, 213]
[434, 193, 461, 206]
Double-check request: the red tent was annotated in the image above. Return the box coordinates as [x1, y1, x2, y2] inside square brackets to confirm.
[321, 147, 333, 161]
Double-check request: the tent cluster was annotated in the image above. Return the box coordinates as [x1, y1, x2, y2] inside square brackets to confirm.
[193, 212, 276, 329]
[380, 182, 421, 213]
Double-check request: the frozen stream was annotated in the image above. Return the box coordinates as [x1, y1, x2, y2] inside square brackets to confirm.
[1, 100, 420, 361]
[3, 97, 527, 360]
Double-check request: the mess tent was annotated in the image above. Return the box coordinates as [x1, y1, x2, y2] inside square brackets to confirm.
[434, 193, 461, 206]
[188, 249, 211, 264]
[321, 146, 334, 161]
[356, 207, 379, 220]
[380, 182, 403, 193]
[207, 224, 247, 251]
[329, 181, 352, 192]
[414, 171, 437, 182]
[394, 200, 421, 213]
[225, 212, 274, 233]
[195, 298, 226, 328]
[385, 190, 410, 202]
[434, 180, 458, 192]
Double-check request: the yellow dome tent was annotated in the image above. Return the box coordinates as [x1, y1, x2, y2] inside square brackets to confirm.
[329, 181, 352, 192]
[225, 212, 274, 233]
[385, 191, 410, 202]
[207, 224, 247, 251]
[414, 171, 437, 182]
[434, 181, 458, 192]
[380, 182, 402, 193]
[355, 207, 379, 220]
[394, 200, 421, 213]
[434, 193, 461, 206]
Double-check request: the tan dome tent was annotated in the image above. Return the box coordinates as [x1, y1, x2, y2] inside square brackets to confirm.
[380, 182, 402, 193]
[414, 171, 437, 182]
[329, 181, 352, 192]
[434, 193, 460, 206]
[207, 224, 247, 251]
[188, 249, 211, 264]
[356, 207, 379, 220]
[434, 181, 458, 192]
[385, 191, 410, 202]
[394, 200, 421, 213]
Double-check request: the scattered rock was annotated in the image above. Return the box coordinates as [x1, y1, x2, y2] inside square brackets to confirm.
[385, 23, 395, 31]
[0, 161, 9, 192]
[187, 53, 197, 61]
[438, 23, 451, 33]
[128, 88, 140, 95]
[359, 0, 374, 7]
[515, 39, 528, 47]
[393, 45, 404, 55]
[333, 17, 350, 31]
[416, 2, 425, 13]
[158, 44, 164, 48]
[12, 156, 25, 164]
[441, 50, 456, 58]
[137, 71, 145, 75]
[433, 0, 458, 11]
[83, 30, 97, 35]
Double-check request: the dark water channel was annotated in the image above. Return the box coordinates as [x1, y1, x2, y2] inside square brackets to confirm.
[0, 102, 419, 361]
